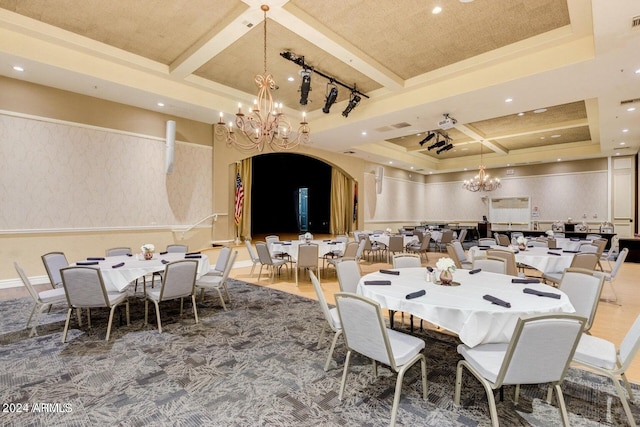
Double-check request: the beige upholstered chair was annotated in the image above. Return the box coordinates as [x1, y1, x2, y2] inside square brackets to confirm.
[166, 244, 188, 253]
[472, 257, 507, 275]
[542, 252, 599, 285]
[335, 259, 361, 293]
[335, 292, 427, 427]
[392, 253, 421, 268]
[557, 268, 605, 332]
[600, 247, 629, 304]
[42, 251, 69, 289]
[310, 271, 343, 371]
[294, 243, 319, 285]
[255, 242, 289, 283]
[195, 250, 237, 310]
[435, 229, 454, 252]
[245, 240, 260, 277]
[455, 313, 586, 427]
[406, 232, 431, 261]
[486, 249, 521, 277]
[60, 265, 130, 342]
[105, 247, 131, 256]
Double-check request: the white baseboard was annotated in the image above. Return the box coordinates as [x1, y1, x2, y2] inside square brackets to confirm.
[0, 275, 49, 290]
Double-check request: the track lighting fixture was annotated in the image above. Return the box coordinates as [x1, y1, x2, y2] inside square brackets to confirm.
[436, 143, 454, 154]
[419, 132, 436, 146]
[299, 69, 312, 105]
[342, 91, 361, 117]
[322, 82, 338, 114]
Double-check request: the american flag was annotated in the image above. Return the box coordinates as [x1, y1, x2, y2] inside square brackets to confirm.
[234, 171, 244, 225]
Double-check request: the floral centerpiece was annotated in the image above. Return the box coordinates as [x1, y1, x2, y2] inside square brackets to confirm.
[436, 257, 456, 285]
[141, 243, 155, 260]
[516, 236, 527, 250]
[385, 227, 392, 235]
[304, 232, 313, 243]
[546, 229, 554, 237]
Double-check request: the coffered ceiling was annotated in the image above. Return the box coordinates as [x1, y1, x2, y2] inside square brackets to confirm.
[0, 0, 638, 174]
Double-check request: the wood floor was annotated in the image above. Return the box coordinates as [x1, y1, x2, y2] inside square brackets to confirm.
[5, 236, 639, 384]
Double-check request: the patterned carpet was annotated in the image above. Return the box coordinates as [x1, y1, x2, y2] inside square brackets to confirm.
[0, 279, 638, 426]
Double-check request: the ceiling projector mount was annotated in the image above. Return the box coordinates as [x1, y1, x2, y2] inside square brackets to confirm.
[438, 113, 457, 130]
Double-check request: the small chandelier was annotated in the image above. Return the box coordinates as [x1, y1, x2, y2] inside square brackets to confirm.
[463, 144, 501, 192]
[215, 5, 310, 152]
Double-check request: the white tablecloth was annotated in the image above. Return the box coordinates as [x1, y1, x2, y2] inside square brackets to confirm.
[358, 268, 574, 347]
[75, 253, 210, 292]
[270, 240, 345, 261]
[369, 234, 417, 247]
[469, 245, 575, 274]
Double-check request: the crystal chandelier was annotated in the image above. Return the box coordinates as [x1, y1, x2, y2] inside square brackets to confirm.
[463, 144, 501, 192]
[215, 5, 310, 152]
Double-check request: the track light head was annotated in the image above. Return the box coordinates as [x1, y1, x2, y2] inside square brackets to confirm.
[436, 143, 454, 154]
[322, 85, 338, 114]
[299, 69, 312, 105]
[342, 92, 361, 117]
[419, 131, 437, 146]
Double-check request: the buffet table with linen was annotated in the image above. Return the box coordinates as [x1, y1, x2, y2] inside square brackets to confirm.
[369, 234, 417, 247]
[357, 268, 574, 347]
[468, 245, 575, 274]
[74, 252, 210, 292]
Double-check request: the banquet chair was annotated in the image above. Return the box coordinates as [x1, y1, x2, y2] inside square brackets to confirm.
[326, 241, 360, 276]
[599, 247, 629, 304]
[547, 238, 557, 248]
[310, 271, 343, 371]
[572, 314, 640, 427]
[195, 250, 237, 310]
[42, 251, 69, 289]
[15, 262, 67, 337]
[601, 235, 620, 272]
[406, 232, 431, 261]
[105, 247, 131, 256]
[557, 268, 605, 333]
[454, 313, 585, 427]
[455, 229, 468, 244]
[392, 253, 421, 268]
[362, 234, 385, 262]
[494, 233, 510, 246]
[472, 257, 507, 275]
[435, 229, 454, 252]
[527, 239, 547, 247]
[446, 244, 465, 269]
[265, 234, 288, 260]
[542, 252, 599, 285]
[166, 244, 188, 253]
[486, 249, 522, 277]
[144, 259, 198, 333]
[592, 238, 608, 270]
[255, 241, 289, 283]
[478, 238, 497, 246]
[245, 240, 260, 277]
[335, 292, 428, 427]
[207, 246, 232, 277]
[60, 266, 130, 342]
[294, 243, 319, 286]
[387, 235, 405, 261]
[578, 242, 599, 253]
[451, 241, 472, 268]
[336, 259, 361, 293]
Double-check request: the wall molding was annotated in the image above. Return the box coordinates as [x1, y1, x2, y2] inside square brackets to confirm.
[0, 224, 212, 235]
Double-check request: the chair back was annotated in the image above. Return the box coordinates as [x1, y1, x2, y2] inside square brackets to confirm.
[220, 250, 237, 283]
[106, 247, 131, 256]
[609, 247, 629, 278]
[457, 229, 467, 243]
[586, 234, 602, 240]
[413, 230, 424, 243]
[592, 238, 607, 256]
[619, 315, 640, 370]
[341, 241, 359, 259]
[420, 233, 432, 250]
[60, 266, 109, 308]
[213, 246, 232, 272]
[336, 260, 361, 293]
[392, 254, 421, 268]
[569, 252, 599, 270]
[486, 249, 518, 276]
[354, 238, 366, 261]
[14, 262, 39, 302]
[547, 238, 557, 248]
[361, 234, 373, 251]
[310, 271, 339, 332]
[387, 235, 404, 253]
[297, 243, 319, 269]
[558, 268, 605, 331]
[335, 235, 349, 244]
[265, 235, 280, 246]
[496, 313, 585, 387]
[245, 240, 259, 262]
[440, 229, 454, 244]
[335, 292, 395, 369]
[255, 242, 274, 265]
[42, 252, 69, 288]
[579, 243, 599, 253]
[495, 233, 510, 246]
[159, 259, 198, 300]
[478, 238, 496, 246]
[166, 244, 188, 253]
[472, 257, 507, 275]
[452, 241, 467, 262]
[446, 244, 463, 269]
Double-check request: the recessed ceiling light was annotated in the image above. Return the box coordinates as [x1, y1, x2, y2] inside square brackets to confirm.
[622, 128, 629, 133]
[429, 171, 433, 174]
[388, 161, 393, 164]
[157, 102, 165, 107]
[517, 112, 524, 116]
[12, 65, 24, 72]
[627, 107, 636, 112]
[635, 68, 640, 74]
[410, 166, 414, 170]
[361, 131, 367, 136]
[416, 133, 422, 136]
[616, 152, 621, 156]
[432, 6, 442, 14]
[533, 108, 547, 113]
[551, 134, 561, 138]
[557, 158, 562, 162]
[620, 142, 626, 145]
[287, 76, 295, 82]
[540, 136, 545, 140]
[505, 98, 513, 103]
[464, 168, 468, 171]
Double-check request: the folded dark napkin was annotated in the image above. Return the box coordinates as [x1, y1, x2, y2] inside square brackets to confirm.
[185, 254, 202, 259]
[379, 269, 400, 275]
[468, 268, 482, 274]
[483, 294, 511, 308]
[527, 245, 534, 248]
[511, 278, 540, 284]
[186, 251, 201, 255]
[570, 238, 580, 241]
[87, 257, 105, 261]
[111, 262, 125, 268]
[364, 280, 392, 286]
[406, 290, 426, 299]
[563, 250, 580, 253]
[76, 261, 99, 266]
[323, 239, 331, 242]
[547, 251, 561, 256]
[328, 242, 337, 245]
[548, 247, 561, 250]
[523, 287, 561, 299]
[161, 259, 170, 264]
[159, 251, 168, 255]
[478, 246, 490, 250]
[282, 242, 292, 245]
[126, 253, 133, 257]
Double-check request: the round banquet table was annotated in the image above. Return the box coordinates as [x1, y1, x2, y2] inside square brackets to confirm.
[269, 239, 346, 261]
[74, 252, 210, 293]
[357, 267, 574, 347]
[468, 245, 575, 274]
